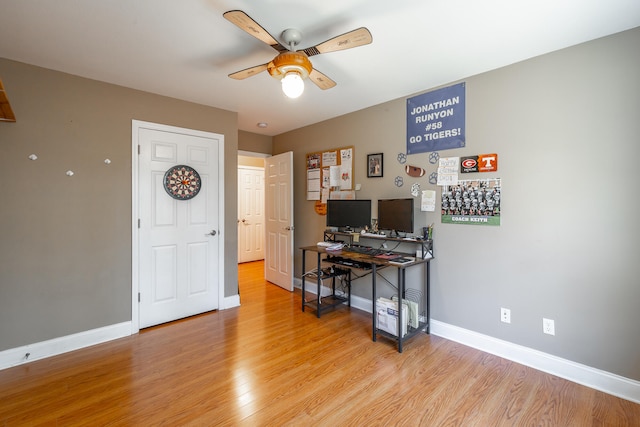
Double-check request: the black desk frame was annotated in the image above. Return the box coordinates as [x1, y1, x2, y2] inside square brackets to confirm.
[300, 245, 432, 353]
[301, 250, 352, 318]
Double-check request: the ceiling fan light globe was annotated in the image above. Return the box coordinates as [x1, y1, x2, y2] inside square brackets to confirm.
[282, 72, 305, 98]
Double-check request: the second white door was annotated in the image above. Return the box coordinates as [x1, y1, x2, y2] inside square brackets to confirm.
[264, 152, 294, 291]
[238, 166, 265, 263]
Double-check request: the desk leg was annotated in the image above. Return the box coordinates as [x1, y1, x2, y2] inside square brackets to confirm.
[397, 267, 405, 353]
[347, 269, 352, 307]
[301, 249, 306, 312]
[372, 264, 377, 342]
[316, 251, 322, 318]
[425, 260, 431, 334]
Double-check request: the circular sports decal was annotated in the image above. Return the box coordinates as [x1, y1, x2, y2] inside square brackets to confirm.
[163, 165, 201, 200]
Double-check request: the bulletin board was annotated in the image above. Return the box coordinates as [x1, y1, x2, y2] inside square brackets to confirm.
[306, 146, 354, 215]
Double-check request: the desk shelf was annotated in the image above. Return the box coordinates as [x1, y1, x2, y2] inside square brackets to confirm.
[302, 266, 351, 318]
[324, 230, 434, 259]
[376, 320, 429, 343]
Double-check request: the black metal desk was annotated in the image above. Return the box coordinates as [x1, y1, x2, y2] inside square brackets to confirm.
[300, 245, 432, 352]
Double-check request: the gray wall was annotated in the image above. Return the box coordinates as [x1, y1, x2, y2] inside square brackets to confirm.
[238, 130, 272, 155]
[0, 59, 239, 351]
[273, 28, 640, 381]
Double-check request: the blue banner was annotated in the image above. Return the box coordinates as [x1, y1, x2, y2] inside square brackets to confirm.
[406, 82, 465, 154]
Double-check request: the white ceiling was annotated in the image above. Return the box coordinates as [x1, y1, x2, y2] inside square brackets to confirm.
[1, 0, 638, 136]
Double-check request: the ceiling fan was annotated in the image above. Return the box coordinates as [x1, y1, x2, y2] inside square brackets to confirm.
[223, 10, 372, 98]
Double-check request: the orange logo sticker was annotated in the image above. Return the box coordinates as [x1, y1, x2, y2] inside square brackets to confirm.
[478, 154, 498, 172]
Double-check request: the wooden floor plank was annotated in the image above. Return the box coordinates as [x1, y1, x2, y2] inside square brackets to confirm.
[1, 260, 638, 426]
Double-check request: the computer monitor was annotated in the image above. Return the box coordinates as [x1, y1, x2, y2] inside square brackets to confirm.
[377, 198, 414, 236]
[326, 199, 372, 231]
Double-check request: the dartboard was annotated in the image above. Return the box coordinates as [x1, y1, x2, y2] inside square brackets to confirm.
[163, 165, 201, 200]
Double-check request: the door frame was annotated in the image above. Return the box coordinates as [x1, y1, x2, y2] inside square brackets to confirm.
[131, 120, 225, 333]
[237, 150, 269, 266]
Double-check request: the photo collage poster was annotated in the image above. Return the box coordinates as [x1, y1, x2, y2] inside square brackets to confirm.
[441, 178, 501, 226]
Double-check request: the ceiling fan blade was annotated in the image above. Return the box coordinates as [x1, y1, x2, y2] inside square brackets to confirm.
[223, 10, 288, 53]
[229, 63, 269, 80]
[302, 27, 372, 57]
[309, 69, 337, 90]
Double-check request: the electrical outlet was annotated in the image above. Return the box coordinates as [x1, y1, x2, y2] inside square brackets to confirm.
[543, 318, 555, 335]
[500, 307, 511, 324]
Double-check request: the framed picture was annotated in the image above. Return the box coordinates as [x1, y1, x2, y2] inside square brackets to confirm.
[367, 153, 383, 178]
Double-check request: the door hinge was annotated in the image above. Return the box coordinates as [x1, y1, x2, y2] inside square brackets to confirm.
[138, 292, 141, 302]
[138, 144, 141, 155]
[138, 218, 141, 228]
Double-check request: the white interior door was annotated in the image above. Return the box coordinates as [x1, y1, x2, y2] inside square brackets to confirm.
[264, 152, 294, 291]
[238, 166, 265, 263]
[135, 122, 224, 329]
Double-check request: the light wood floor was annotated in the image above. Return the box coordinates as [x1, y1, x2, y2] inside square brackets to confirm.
[1, 260, 638, 426]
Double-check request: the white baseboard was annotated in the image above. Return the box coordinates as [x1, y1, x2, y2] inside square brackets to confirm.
[224, 294, 240, 309]
[430, 320, 640, 404]
[0, 322, 132, 371]
[1, 297, 241, 372]
[294, 277, 640, 403]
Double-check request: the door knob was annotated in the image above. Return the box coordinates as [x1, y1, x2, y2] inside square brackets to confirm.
[206, 230, 217, 236]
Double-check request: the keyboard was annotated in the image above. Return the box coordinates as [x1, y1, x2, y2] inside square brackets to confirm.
[325, 256, 371, 270]
[343, 245, 382, 255]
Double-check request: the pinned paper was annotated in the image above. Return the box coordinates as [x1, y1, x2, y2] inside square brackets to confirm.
[437, 157, 459, 186]
[421, 190, 436, 211]
[307, 169, 321, 200]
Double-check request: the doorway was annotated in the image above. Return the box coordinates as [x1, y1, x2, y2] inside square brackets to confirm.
[238, 166, 265, 262]
[237, 151, 294, 292]
[132, 120, 225, 331]
[238, 154, 266, 263]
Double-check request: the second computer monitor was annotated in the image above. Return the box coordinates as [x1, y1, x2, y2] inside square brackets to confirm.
[326, 199, 372, 231]
[377, 198, 414, 236]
